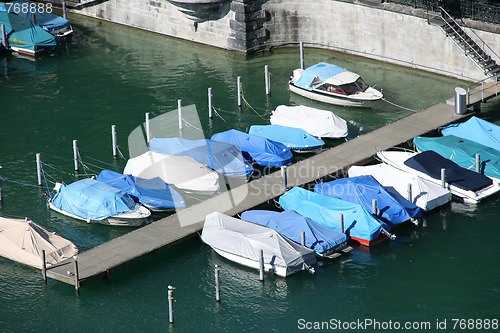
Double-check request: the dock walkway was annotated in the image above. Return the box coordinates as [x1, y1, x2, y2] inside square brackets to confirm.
[46, 93, 496, 287]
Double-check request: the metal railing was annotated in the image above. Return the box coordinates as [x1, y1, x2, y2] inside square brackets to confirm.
[467, 75, 499, 105]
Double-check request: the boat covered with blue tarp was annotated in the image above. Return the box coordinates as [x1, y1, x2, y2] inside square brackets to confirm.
[441, 116, 500, 152]
[294, 62, 347, 90]
[248, 124, 325, 151]
[0, 0, 72, 36]
[96, 170, 185, 211]
[241, 210, 348, 256]
[49, 178, 150, 226]
[0, 11, 57, 55]
[211, 129, 293, 167]
[279, 187, 391, 246]
[414, 135, 500, 180]
[149, 137, 253, 177]
[404, 150, 492, 192]
[314, 175, 422, 227]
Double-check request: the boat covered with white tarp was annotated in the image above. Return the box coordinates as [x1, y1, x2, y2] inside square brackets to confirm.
[201, 212, 316, 277]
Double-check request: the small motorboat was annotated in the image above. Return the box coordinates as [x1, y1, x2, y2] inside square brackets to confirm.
[314, 175, 422, 228]
[48, 179, 151, 227]
[241, 210, 351, 259]
[348, 163, 452, 211]
[96, 170, 185, 212]
[289, 62, 383, 107]
[441, 116, 500, 152]
[249, 124, 325, 152]
[211, 129, 293, 167]
[414, 135, 500, 181]
[123, 151, 219, 194]
[270, 105, 348, 138]
[377, 150, 500, 204]
[0, 216, 78, 269]
[279, 187, 393, 246]
[201, 212, 316, 277]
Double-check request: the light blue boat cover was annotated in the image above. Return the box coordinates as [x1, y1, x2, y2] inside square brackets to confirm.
[211, 129, 293, 167]
[441, 116, 500, 152]
[51, 178, 140, 221]
[295, 62, 347, 90]
[241, 210, 347, 254]
[96, 170, 185, 209]
[0, 12, 57, 51]
[414, 135, 500, 180]
[149, 138, 253, 177]
[279, 187, 388, 242]
[0, 1, 70, 32]
[314, 176, 422, 227]
[248, 125, 324, 151]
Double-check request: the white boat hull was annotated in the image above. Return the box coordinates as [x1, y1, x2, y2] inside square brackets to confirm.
[49, 202, 150, 227]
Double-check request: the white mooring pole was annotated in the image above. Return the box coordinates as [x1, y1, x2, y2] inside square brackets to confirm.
[168, 285, 175, 325]
[300, 42, 304, 70]
[259, 249, 264, 282]
[178, 99, 183, 130]
[208, 87, 213, 119]
[441, 168, 446, 188]
[36, 153, 42, 186]
[339, 213, 344, 233]
[215, 265, 221, 303]
[264, 65, 270, 96]
[237, 76, 242, 107]
[145, 113, 151, 144]
[73, 140, 79, 173]
[111, 125, 117, 158]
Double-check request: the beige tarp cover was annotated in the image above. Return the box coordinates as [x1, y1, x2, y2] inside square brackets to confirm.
[0, 217, 78, 269]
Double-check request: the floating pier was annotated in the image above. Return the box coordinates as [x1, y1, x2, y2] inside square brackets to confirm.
[45, 85, 499, 288]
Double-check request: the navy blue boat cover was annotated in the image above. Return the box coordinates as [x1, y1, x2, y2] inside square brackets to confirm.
[149, 138, 253, 177]
[211, 129, 293, 167]
[314, 175, 422, 227]
[97, 170, 185, 209]
[241, 210, 347, 254]
[404, 150, 492, 192]
[248, 124, 324, 151]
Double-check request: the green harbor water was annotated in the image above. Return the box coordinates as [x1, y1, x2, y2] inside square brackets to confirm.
[1, 14, 499, 333]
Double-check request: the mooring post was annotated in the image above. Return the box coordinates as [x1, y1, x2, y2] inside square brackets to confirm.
[42, 250, 47, 285]
[301, 230, 306, 246]
[407, 183, 412, 202]
[62, 0, 67, 19]
[259, 249, 264, 282]
[372, 199, 377, 215]
[208, 87, 213, 118]
[339, 213, 344, 233]
[441, 168, 446, 188]
[36, 153, 42, 186]
[281, 165, 287, 192]
[74, 256, 80, 295]
[168, 285, 175, 325]
[237, 76, 242, 107]
[475, 153, 481, 173]
[300, 42, 304, 70]
[73, 140, 79, 173]
[111, 125, 117, 159]
[178, 99, 183, 130]
[31, 13, 36, 24]
[145, 113, 151, 144]
[264, 65, 270, 96]
[215, 265, 221, 303]
[1, 24, 8, 49]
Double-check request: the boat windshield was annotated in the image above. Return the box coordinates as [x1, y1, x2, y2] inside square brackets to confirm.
[323, 78, 369, 95]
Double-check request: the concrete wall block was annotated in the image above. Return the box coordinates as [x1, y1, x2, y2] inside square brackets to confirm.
[230, 1, 263, 15]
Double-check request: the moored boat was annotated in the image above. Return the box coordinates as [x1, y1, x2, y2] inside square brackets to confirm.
[249, 124, 325, 152]
[48, 178, 151, 227]
[0, 216, 78, 269]
[201, 212, 316, 277]
[241, 210, 351, 259]
[279, 187, 393, 246]
[441, 116, 500, 152]
[288, 62, 383, 107]
[270, 105, 348, 138]
[314, 175, 422, 228]
[348, 163, 452, 211]
[377, 150, 500, 204]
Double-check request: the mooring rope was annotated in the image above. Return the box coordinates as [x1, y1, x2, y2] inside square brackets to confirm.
[381, 98, 420, 113]
[240, 86, 270, 121]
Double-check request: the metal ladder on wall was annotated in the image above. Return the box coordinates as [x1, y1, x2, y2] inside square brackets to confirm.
[430, 6, 500, 79]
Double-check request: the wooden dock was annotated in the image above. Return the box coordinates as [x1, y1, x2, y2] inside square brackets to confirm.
[46, 86, 499, 288]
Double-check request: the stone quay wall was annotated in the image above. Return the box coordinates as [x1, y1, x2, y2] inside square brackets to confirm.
[72, 0, 500, 81]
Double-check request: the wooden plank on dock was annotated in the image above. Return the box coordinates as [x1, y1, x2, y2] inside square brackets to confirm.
[46, 102, 473, 287]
